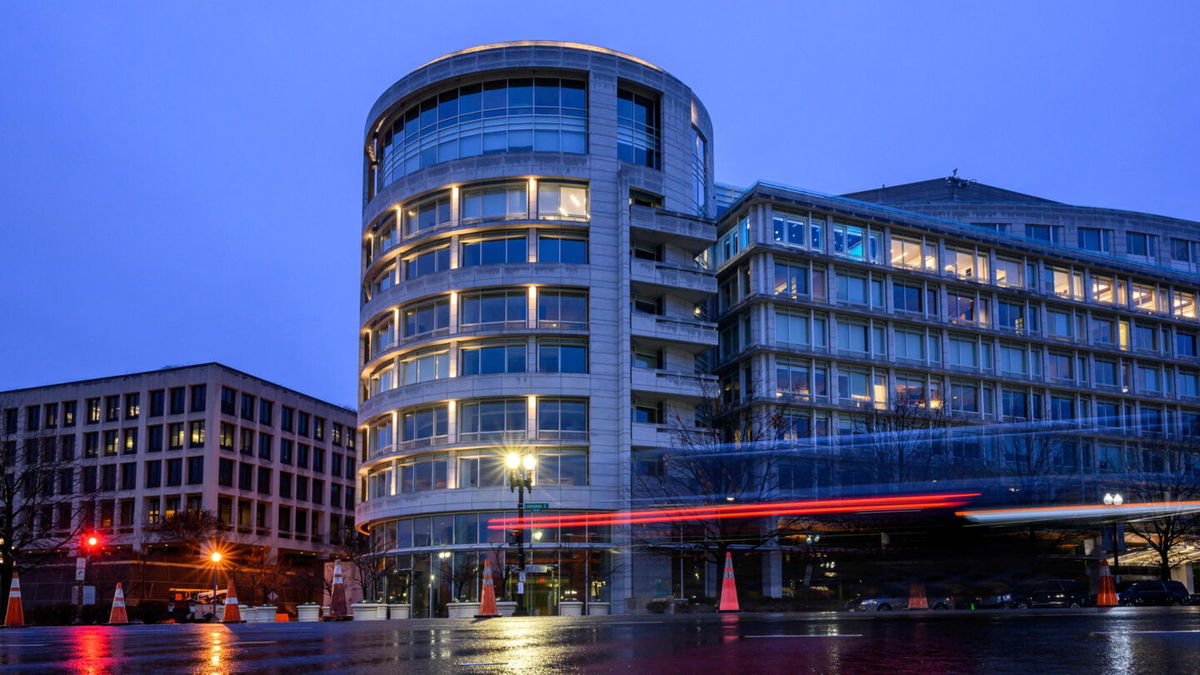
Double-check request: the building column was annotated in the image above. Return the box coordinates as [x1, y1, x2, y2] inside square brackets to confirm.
[1171, 562, 1194, 593]
[762, 547, 783, 599]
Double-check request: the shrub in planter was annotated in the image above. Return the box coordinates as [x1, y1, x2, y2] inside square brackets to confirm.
[645, 599, 670, 614]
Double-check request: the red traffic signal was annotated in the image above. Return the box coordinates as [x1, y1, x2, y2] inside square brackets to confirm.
[81, 532, 101, 551]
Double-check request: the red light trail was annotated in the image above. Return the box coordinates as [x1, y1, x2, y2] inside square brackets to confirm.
[486, 493, 980, 530]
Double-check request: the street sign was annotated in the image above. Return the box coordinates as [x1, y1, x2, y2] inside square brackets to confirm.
[525, 502, 549, 512]
[82, 585, 96, 606]
[75, 557, 87, 582]
[268, 591, 278, 603]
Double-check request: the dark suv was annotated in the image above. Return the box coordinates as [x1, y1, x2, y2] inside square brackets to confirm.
[993, 580, 1090, 608]
[1119, 581, 1191, 606]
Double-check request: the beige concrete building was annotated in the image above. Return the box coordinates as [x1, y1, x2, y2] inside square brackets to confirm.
[0, 363, 357, 606]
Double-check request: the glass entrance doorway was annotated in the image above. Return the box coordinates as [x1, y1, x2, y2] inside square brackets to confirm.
[509, 562, 559, 616]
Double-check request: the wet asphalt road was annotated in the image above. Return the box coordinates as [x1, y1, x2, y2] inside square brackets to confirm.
[2, 608, 1199, 674]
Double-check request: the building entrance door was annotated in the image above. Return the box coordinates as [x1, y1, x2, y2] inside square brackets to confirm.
[511, 563, 559, 616]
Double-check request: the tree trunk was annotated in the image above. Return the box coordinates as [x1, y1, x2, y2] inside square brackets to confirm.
[1159, 549, 1172, 581]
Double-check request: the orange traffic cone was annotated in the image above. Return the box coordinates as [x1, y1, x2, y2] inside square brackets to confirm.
[718, 552, 740, 612]
[1096, 559, 1118, 607]
[4, 573, 25, 627]
[222, 580, 243, 623]
[475, 557, 500, 618]
[907, 582, 929, 610]
[108, 582, 129, 624]
[328, 561, 349, 619]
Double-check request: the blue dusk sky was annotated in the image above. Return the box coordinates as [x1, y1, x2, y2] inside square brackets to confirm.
[1, 1, 1197, 407]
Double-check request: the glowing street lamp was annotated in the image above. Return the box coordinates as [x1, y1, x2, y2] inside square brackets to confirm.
[1104, 493, 1124, 582]
[208, 550, 225, 621]
[506, 450, 536, 616]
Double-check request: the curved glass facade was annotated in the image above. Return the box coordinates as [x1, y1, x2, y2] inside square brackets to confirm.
[376, 77, 588, 191]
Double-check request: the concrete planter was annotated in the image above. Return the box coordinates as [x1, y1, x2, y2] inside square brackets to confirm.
[387, 603, 411, 620]
[447, 602, 480, 618]
[351, 603, 384, 621]
[496, 601, 518, 617]
[559, 601, 584, 616]
[259, 606, 279, 622]
[587, 602, 610, 616]
[298, 605, 321, 622]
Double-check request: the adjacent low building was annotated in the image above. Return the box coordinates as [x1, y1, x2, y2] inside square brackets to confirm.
[0, 363, 358, 608]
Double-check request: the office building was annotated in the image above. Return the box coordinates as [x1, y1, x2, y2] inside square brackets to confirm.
[356, 42, 1200, 613]
[0, 363, 357, 606]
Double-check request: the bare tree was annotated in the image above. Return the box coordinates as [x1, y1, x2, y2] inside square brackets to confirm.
[150, 508, 224, 553]
[333, 534, 393, 603]
[0, 426, 105, 606]
[1124, 438, 1200, 581]
[632, 381, 808, 572]
[857, 400, 960, 486]
[450, 552, 478, 603]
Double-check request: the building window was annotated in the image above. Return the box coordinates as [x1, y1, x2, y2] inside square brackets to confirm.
[775, 310, 827, 349]
[462, 183, 528, 222]
[189, 421, 205, 448]
[616, 87, 660, 168]
[537, 232, 587, 263]
[774, 263, 810, 298]
[105, 396, 120, 422]
[297, 411, 310, 437]
[240, 427, 254, 455]
[221, 387, 236, 415]
[1026, 224, 1062, 244]
[168, 388, 185, 415]
[458, 452, 507, 488]
[280, 438, 293, 464]
[259, 399, 273, 426]
[537, 182, 589, 221]
[773, 212, 816, 249]
[374, 78, 587, 191]
[401, 406, 449, 447]
[462, 232, 527, 266]
[166, 458, 183, 487]
[944, 248, 989, 282]
[1171, 238, 1194, 262]
[148, 390, 164, 417]
[240, 394, 255, 421]
[218, 458, 234, 487]
[187, 456, 204, 485]
[124, 393, 140, 420]
[404, 245, 451, 280]
[168, 423, 184, 450]
[1127, 232, 1155, 257]
[398, 453, 449, 493]
[63, 401, 76, 427]
[459, 398, 526, 442]
[402, 191, 452, 235]
[949, 381, 980, 414]
[403, 297, 452, 337]
[536, 398, 587, 441]
[690, 127, 707, 216]
[190, 385, 207, 413]
[538, 340, 587, 373]
[537, 289, 587, 329]
[460, 290, 526, 329]
[297, 444, 310, 469]
[1078, 228, 1111, 253]
[461, 342, 524, 376]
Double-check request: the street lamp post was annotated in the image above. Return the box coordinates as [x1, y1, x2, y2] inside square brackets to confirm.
[1104, 492, 1124, 583]
[507, 452, 536, 617]
[209, 551, 223, 622]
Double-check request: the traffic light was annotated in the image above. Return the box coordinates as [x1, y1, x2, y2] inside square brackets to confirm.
[81, 532, 101, 553]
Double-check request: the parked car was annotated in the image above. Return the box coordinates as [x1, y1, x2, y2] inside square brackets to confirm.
[851, 591, 953, 611]
[985, 580, 1089, 609]
[1119, 581, 1191, 606]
